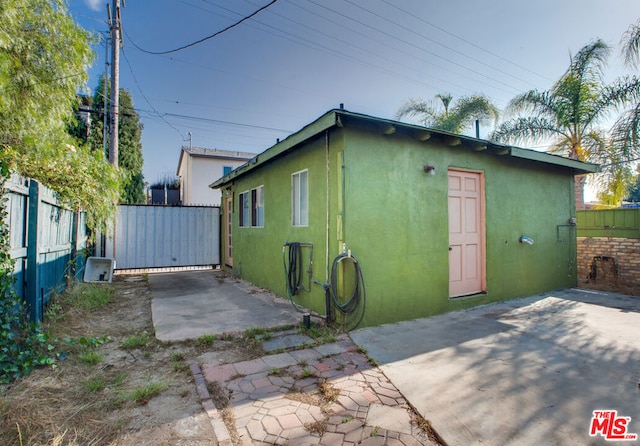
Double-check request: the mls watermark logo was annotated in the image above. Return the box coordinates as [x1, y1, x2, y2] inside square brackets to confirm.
[590, 410, 638, 441]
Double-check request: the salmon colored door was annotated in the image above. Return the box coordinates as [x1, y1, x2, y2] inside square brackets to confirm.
[448, 169, 485, 297]
[224, 195, 233, 267]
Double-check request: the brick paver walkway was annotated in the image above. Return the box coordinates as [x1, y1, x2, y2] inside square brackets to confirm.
[194, 335, 435, 445]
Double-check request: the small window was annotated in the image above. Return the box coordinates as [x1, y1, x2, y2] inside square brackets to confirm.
[292, 170, 308, 226]
[239, 187, 263, 228]
[223, 166, 233, 176]
[251, 186, 264, 227]
[239, 191, 249, 227]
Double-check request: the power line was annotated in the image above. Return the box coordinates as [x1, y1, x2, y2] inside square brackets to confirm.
[179, 0, 515, 95]
[341, 0, 538, 89]
[380, 0, 553, 84]
[161, 112, 293, 133]
[125, 0, 278, 55]
[279, 0, 513, 95]
[120, 47, 185, 138]
[305, 0, 522, 94]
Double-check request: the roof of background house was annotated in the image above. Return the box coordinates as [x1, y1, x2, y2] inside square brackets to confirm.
[210, 108, 599, 189]
[177, 147, 256, 175]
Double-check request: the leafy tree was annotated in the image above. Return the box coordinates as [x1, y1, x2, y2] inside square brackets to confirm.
[396, 93, 499, 134]
[0, 0, 119, 382]
[87, 76, 145, 204]
[625, 170, 640, 202]
[594, 146, 634, 206]
[0, 0, 120, 227]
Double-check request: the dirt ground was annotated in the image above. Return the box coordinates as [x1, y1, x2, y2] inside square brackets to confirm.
[0, 274, 260, 446]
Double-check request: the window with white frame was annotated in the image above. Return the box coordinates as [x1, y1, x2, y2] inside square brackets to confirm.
[251, 186, 264, 227]
[292, 170, 308, 226]
[239, 191, 249, 227]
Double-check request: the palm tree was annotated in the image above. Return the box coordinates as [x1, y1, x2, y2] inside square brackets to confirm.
[396, 93, 499, 135]
[490, 39, 617, 208]
[608, 20, 640, 161]
[492, 39, 612, 159]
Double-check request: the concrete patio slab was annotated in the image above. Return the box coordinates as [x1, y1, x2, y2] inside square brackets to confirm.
[149, 270, 305, 341]
[351, 288, 640, 446]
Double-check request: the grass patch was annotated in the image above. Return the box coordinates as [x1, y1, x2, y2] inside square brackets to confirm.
[128, 381, 168, 405]
[170, 352, 188, 373]
[300, 368, 315, 378]
[78, 351, 103, 365]
[170, 352, 185, 361]
[244, 326, 268, 339]
[44, 302, 64, 323]
[196, 334, 216, 347]
[268, 367, 282, 376]
[66, 283, 114, 311]
[302, 323, 338, 344]
[86, 376, 105, 392]
[121, 334, 149, 349]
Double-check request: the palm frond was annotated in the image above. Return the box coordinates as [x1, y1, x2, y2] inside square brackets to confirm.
[505, 90, 557, 120]
[490, 116, 567, 145]
[610, 102, 640, 158]
[395, 98, 437, 125]
[447, 94, 499, 133]
[548, 139, 572, 157]
[602, 75, 640, 110]
[435, 93, 453, 115]
[580, 130, 610, 163]
[564, 39, 611, 85]
[621, 19, 640, 68]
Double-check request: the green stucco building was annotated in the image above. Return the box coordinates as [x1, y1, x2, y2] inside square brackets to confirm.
[211, 109, 597, 328]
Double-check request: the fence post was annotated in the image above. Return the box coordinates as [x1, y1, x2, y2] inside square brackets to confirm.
[70, 210, 79, 282]
[25, 179, 41, 322]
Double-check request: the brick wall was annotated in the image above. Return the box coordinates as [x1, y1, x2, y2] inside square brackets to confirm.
[577, 237, 640, 295]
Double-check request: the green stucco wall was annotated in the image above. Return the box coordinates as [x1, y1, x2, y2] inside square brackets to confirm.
[220, 121, 578, 327]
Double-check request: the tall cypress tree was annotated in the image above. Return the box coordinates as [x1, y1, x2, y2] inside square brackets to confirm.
[88, 76, 145, 204]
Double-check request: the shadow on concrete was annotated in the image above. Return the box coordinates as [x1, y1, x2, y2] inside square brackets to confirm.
[351, 289, 640, 446]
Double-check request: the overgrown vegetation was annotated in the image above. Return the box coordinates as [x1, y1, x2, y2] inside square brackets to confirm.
[0, 169, 54, 383]
[0, 276, 264, 444]
[301, 323, 338, 344]
[0, 0, 122, 384]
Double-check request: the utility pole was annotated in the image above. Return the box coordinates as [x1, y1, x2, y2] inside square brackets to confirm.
[107, 0, 122, 168]
[103, 34, 110, 159]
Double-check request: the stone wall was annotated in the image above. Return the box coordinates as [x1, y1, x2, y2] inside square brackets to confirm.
[577, 237, 640, 295]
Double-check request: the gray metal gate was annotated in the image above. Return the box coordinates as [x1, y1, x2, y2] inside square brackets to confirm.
[109, 205, 220, 269]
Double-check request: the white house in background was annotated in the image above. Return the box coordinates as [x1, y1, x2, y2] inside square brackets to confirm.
[177, 146, 255, 206]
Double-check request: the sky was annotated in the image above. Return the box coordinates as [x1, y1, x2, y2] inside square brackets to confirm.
[67, 0, 639, 199]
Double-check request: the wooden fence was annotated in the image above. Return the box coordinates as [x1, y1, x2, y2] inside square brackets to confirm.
[577, 208, 640, 239]
[5, 174, 88, 322]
